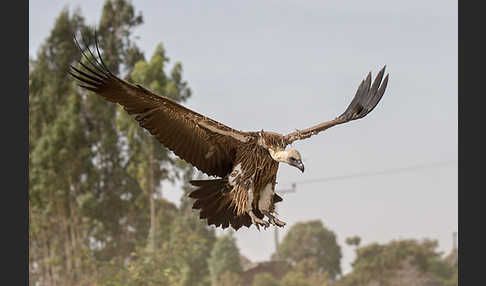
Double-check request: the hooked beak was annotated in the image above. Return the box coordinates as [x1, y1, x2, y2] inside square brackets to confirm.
[294, 160, 305, 173]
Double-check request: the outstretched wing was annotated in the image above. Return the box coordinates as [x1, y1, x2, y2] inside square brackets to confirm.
[69, 34, 253, 178]
[284, 66, 389, 144]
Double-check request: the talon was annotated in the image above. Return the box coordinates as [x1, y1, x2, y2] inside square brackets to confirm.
[263, 211, 286, 228]
[249, 211, 269, 230]
[275, 220, 286, 227]
[269, 217, 286, 227]
[253, 218, 269, 229]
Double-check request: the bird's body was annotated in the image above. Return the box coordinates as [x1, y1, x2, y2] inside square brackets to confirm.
[70, 34, 389, 230]
[190, 132, 284, 230]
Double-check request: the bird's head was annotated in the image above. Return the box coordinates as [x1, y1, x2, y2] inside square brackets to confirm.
[269, 148, 304, 173]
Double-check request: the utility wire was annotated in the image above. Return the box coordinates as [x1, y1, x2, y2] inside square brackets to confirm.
[280, 159, 457, 187]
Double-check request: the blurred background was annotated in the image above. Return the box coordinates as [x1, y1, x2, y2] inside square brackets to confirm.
[29, 0, 457, 285]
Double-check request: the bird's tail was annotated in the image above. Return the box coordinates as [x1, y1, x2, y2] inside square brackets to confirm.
[189, 179, 253, 230]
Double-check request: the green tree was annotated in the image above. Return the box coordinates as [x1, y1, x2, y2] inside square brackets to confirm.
[165, 164, 216, 286]
[281, 258, 331, 286]
[337, 239, 457, 286]
[276, 220, 342, 280]
[117, 42, 191, 253]
[98, 0, 144, 75]
[100, 246, 175, 286]
[97, 198, 180, 286]
[29, 1, 153, 285]
[252, 273, 281, 286]
[107, 180, 216, 286]
[93, 2, 210, 284]
[70, 0, 147, 264]
[29, 8, 97, 285]
[345, 236, 361, 247]
[29, 2, 216, 286]
[216, 271, 244, 286]
[208, 232, 243, 286]
[281, 272, 311, 286]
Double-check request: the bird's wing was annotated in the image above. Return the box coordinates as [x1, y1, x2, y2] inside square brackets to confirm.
[69, 35, 253, 178]
[284, 66, 389, 144]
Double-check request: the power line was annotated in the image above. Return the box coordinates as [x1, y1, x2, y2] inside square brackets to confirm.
[281, 159, 457, 186]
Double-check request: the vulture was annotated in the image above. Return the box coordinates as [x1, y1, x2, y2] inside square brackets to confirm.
[69, 34, 389, 231]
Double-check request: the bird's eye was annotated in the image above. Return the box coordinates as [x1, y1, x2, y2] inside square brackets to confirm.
[290, 157, 296, 162]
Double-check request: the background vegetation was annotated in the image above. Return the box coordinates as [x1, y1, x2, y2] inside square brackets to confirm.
[29, 1, 458, 285]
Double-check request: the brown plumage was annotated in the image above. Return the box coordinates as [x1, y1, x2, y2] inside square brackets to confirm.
[69, 34, 389, 230]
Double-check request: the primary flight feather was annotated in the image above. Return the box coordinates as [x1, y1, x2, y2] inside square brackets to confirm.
[69, 34, 389, 231]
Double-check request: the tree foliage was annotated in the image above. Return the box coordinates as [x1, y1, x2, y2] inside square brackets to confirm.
[337, 239, 458, 286]
[117, 34, 191, 254]
[345, 236, 361, 247]
[276, 220, 342, 280]
[252, 273, 281, 286]
[280, 258, 331, 286]
[29, 1, 210, 285]
[215, 271, 244, 286]
[208, 232, 243, 286]
[29, 8, 101, 285]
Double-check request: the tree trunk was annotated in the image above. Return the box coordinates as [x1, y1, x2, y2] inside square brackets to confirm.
[68, 194, 80, 283]
[59, 197, 73, 285]
[150, 192, 156, 252]
[45, 217, 55, 286]
[149, 143, 156, 253]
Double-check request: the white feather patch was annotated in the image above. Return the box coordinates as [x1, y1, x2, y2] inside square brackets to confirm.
[228, 163, 242, 186]
[247, 187, 254, 211]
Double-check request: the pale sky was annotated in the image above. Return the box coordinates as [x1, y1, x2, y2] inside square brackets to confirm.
[29, 0, 458, 274]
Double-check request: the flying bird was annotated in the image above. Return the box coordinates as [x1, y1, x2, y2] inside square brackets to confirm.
[69, 35, 389, 231]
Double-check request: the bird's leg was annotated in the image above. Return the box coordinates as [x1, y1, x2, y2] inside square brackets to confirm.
[248, 210, 270, 230]
[245, 186, 269, 230]
[262, 211, 286, 227]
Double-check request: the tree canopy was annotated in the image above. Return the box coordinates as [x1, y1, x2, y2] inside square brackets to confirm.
[208, 231, 243, 286]
[276, 220, 342, 280]
[29, 1, 209, 285]
[252, 273, 280, 286]
[337, 239, 458, 286]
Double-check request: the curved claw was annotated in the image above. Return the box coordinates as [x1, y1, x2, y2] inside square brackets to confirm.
[269, 217, 286, 228]
[249, 212, 269, 230]
[263, 221, 270, 229]
[253, 220, 269, 230]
